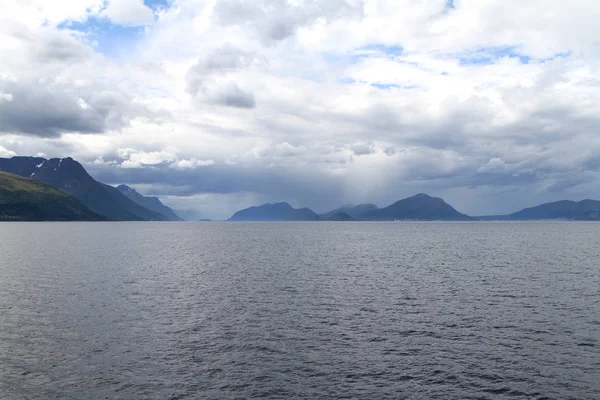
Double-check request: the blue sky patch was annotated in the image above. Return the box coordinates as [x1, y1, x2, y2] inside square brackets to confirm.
[540, 51, 572, 62]
[371, 83, 402, 89]
[358, 44, 404, 58]
[338, 77, 357, 85]
[62, 18, 147, 57]
[457, 46, 531, 65]
[371, 83, 418, 90]
[144, 0, 171, 10]
[55, 0, 172, 57]
[338, 78, 416, 90]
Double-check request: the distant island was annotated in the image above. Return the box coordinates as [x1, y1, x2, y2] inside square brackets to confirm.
[2, 155, 600, 222]
[228, 193, 475, 221]
[477, 200, 600, 221]
[228, 197, 600, 222]
[228, 196, 600, 222]
[228, 202, 320, 221]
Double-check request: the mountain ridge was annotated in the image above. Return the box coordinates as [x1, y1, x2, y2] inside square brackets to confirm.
[364, 193, 475, 221]
[117, 185, 182, 221]
[319, 204, 379, 220]
[0, 156, 168, 221]
[476, 199, 600, 221]
[230, 194, 475, 221]
[0, 171, 106, 221]
[228, 202, 320, 221]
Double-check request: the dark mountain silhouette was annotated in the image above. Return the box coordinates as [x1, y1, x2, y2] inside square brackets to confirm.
[365, 193, 475, 221]
[117, 185, 182, 221]
[320, 204, 379, 220]
[327, 212, 356, 221]
[0, 171, 105, 221]
[230, 194, 475, 222]
[508, 199, 600, 220]
[228, 202, 320, 221]
[0, 156, 167, 221]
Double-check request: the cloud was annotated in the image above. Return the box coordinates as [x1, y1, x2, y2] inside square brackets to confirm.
[171, 158, 215, 169]
[186, 44, 261, 108]
[101, 0, 155, 26]
[116, 148, 177, 168]
[113, 148, 215, 170]
[213, 0, 364, 43]
[0, 0, 104, 28]
[351, 143, 375, 156]
[208, 82, 256, 108]
[0, 145, 16, 158]
[0, 92, 12, 103]
[275, 142, 307, 157]
[0, 80, 155, 137]
[29, 29, 93, 63]
[384, 146, 396, 156]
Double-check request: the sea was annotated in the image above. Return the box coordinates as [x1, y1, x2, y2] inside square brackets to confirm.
[0, 222, 599, 399]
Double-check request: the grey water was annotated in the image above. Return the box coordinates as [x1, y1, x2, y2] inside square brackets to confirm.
[0, 222, 599, 400]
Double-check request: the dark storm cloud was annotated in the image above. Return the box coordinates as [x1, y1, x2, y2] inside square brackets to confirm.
[0, 81, 157, 137]
[0, 81, 104, 137]
[86, 161, 347, 212]
[546, 177, 589, 192]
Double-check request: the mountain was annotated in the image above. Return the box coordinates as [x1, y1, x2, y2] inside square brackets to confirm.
[320, 204, 379, 220]
[0, 171, 105, 221]
[117, 185, 182, 221]
[229, 194, 474, 222]
[327, 212, 356, 221]
[228, 202, 320, 221]
[508, 199, 600, 220]
[365, 193, 475, 221]
[0, 156, 168, 221]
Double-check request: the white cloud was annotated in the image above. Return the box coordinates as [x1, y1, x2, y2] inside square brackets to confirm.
[101, 0, 155, 26]
[0, 92, 13, 103]
[171, 158, 215, 169]
[0, 145, 16, 158]
[0, 0, 104, 28]
[117, 148, 177, 168]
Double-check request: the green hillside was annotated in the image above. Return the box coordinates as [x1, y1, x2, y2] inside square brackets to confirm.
[0, 171, 106, 221]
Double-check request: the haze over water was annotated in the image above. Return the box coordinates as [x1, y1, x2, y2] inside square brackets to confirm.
[1, 222, 599, 399]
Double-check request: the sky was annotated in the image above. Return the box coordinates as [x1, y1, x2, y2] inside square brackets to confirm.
[1, 0, 600, 220]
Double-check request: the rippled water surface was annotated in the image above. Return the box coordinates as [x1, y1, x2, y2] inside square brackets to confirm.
[1, 222, 599, 399]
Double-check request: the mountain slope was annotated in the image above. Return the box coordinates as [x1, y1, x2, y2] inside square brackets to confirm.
[320, 204, 379, 220]
[228, 202, 320, 221]
[366, 193, 475, 221]
[327, 212, 356, 221]
[0, 171, 105, 221]
[0, 157, 167, 221]
[509, 199, 600, 220]
[117, 185, 182, 221]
